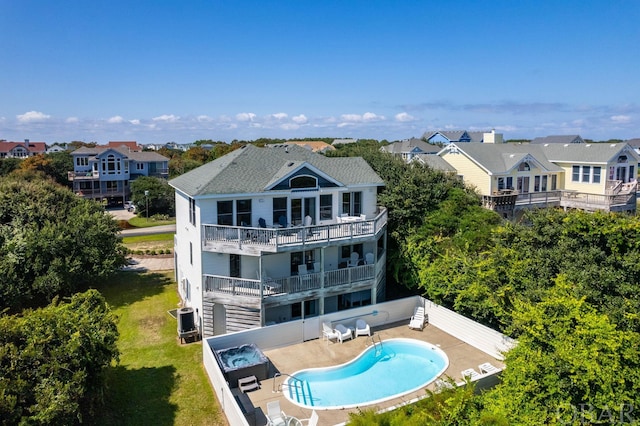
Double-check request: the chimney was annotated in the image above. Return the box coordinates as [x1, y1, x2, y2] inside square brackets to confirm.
[24, 139, 29, 148]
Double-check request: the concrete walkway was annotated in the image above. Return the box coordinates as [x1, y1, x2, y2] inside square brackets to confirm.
[123, 256, 174, 272]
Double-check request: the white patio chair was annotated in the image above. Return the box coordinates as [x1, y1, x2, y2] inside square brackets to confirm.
[334, 324, 353, 343]
[266, 400, 286, 426]
[347, 252, 360, 267]
[355, 319, 371, 337]
[408, 307, 426, 330]
[365, 252, 374, 264]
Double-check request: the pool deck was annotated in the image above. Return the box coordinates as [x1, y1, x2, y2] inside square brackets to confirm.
[241, 320, 503, 426]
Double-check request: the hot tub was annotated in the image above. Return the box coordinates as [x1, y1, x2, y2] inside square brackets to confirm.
[214, 343, 270, 387]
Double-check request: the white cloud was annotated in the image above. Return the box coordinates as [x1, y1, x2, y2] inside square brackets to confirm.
[292, 114, 308, 124]
[129, 119, 140, 125]
[153, 114, 180, 122]
[236, 112, 256, 122]
[197, 115, 214, 122]
[17, 111, 50, 123]
[272, 112, 288, 120]
[363, 112, 384, 122]
[107, 115, 125, 124]
[611, 115, 631, 123]
[280, 123, 300, 130]
[65, 117, 79, 123]
[340, 114, 362, 122]
[395, 112, 415, 122]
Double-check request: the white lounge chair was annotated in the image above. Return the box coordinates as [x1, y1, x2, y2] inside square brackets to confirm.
[266, 400, 286, 426]
[461, 368, 481, 381]
[347, 252, 360, 267]
[334, 324, 353, 343]
[408, 307, 426, 330]
[300, 410, 319, 426]
[478, 362, 501, 374]
[355, 319, 371, 337]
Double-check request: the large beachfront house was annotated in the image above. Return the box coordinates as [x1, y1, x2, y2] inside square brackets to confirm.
[438, 141, 640, 218]
[68, 142, 169, 204]
[0, 139, 47, 158]
[169, 144, 388, 337]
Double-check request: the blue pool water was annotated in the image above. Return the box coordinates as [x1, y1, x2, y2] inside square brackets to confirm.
[283, 338, 449, 409]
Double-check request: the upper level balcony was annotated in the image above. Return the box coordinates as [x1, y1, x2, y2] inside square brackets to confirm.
[202, 208, 387, 255]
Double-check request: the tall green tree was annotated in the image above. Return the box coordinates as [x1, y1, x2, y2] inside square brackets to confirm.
[130, 176, 175, 217]
[0, 290, 119, 425]
[0, 175, 127, 311]
[484, 277, 640, 424]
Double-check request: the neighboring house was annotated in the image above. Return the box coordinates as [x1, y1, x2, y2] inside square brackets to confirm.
[379, 138, 440, 162]
[626, 138, 640, 155]
[423, 130, 488, 145]
[413, 153, 458, 172]
[169, 144, 388, 337]
[283, 141, 336, 153]
[46, 143, 68, 153]
[439, 142, 639, 218]
[530, 135, 584, 144]
[68, 144, 169, 204]
[0, 139, 47, 158]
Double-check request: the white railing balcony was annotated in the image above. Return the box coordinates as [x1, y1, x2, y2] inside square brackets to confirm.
[202, 208, 387, 254]
[203, 263, 375, 299]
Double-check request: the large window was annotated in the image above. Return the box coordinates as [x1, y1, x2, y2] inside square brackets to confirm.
[572, 166, 580, 182]
[582, 166, 591, 182]
[290, 175, 317, 189]
[593, 167, 601, 184]
[497, 177, 513, 190]
[320, 194, 332, 220]
[518, 162, 531, 172]
[541, 175, 548, 191]
[272, 197, 287, 225]
[291, 250, 315, 274]
[236, 199, 252, 226]
[102, 154, 121, 174]
[551, 175, 557, 190]
[217, 201, 233, 225]
[76, 157, 88, 166]
[342, 192, 362, 216]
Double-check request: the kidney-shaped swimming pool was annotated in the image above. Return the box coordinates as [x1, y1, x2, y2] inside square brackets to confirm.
[283, 338, 449, 409]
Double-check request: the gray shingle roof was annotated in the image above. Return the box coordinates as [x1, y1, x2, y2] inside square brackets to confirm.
[71, 146, 168, 161]
[169, 144, 384, 197]
[414, 154, 457, 171]
[443, 142, 638, 174]
[530, 135, 584, 144]
[381, 138, 440, 154]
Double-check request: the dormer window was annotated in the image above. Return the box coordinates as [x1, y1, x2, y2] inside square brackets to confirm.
[518, 162, 530, 172]
[290, 175, 317, 190]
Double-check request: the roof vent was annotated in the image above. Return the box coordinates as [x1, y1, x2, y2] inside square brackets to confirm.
[287, 162, 294, 167]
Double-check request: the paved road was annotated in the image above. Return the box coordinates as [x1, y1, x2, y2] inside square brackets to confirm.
[120, 224, 176, 237]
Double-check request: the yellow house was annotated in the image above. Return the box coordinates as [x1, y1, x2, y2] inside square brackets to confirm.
[439, 142, 639, 218]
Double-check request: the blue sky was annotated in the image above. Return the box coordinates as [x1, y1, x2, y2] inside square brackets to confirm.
[1, 0, 639, 144]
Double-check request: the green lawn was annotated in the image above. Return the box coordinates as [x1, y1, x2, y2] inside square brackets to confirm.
[93, 271, 226, 426]
[128, 216, 176, 228]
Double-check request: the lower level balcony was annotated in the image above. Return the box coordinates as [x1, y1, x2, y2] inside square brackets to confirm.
[203, 263, 375, 299]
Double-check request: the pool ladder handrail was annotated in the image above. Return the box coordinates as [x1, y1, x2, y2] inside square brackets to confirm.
[272, 372, 304, 394]
[367, 334, 383, 355]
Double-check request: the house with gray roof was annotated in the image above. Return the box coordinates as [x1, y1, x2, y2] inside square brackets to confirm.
[530, 135, 584, 144]
[68, 144, 169, 204]
[439, 142, 639, 218]
[379, 137, 440, 162]
[169, 144, 388, 337]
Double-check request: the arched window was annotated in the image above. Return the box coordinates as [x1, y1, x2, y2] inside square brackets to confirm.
[518, 162, 530, 172]
[617, 155, 628, 163]
[290, 175, 317, 189]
